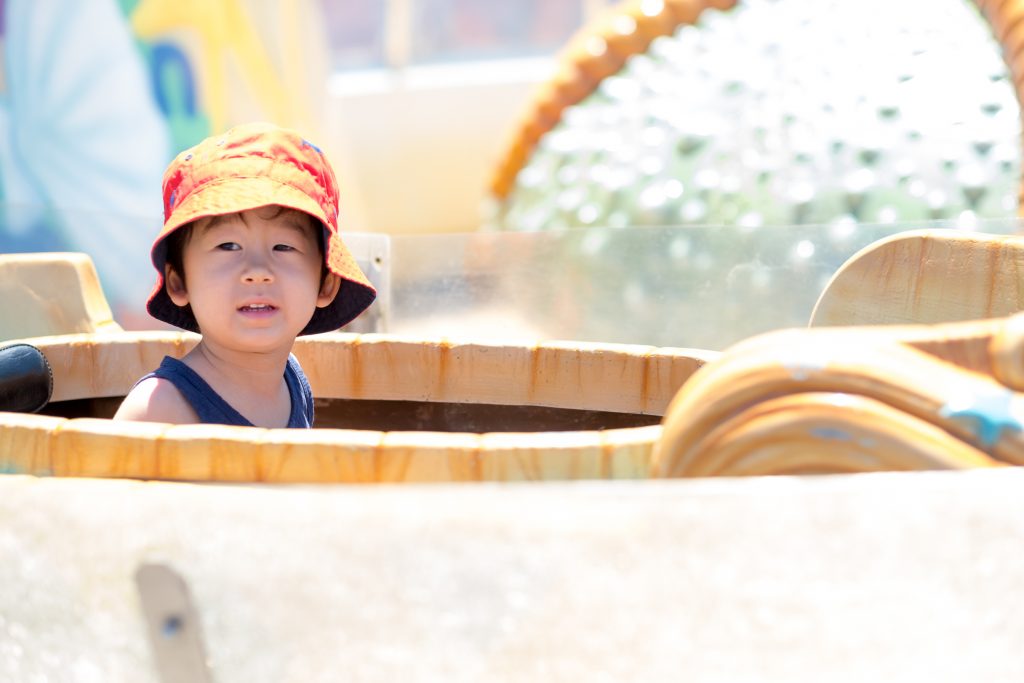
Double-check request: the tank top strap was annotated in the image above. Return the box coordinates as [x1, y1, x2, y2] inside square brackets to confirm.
[284, 354, 314, 428]
[139, 357, 250, 426]
[137, 355, 314, 428]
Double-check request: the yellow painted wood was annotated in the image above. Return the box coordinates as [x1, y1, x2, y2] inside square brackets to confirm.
[0, 413, 64, 475]
[990, 312, 1024, 390]
[811, 230, 1024, 327]
[0, 252, 122, 340]
[654, 315, 1024, 477]
[0, 418, 662, 484]
[20, 331, 713, 411]
[0, 332, 711, 483]
[675, 393, 1000, 477]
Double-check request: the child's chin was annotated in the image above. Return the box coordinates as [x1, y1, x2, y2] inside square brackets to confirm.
[230, 330, 295, 352]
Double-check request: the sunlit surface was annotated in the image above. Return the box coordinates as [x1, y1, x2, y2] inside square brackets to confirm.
[5, 472, 1024, 681]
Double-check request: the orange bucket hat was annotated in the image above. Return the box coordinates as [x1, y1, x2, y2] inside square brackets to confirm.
[147, 121, 376, 335]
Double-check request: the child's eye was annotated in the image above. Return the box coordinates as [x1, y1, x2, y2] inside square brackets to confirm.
[216, 242, 240, 251]
[273, 244, 297, 252]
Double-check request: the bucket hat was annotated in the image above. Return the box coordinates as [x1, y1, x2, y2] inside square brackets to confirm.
[147, 121, 376, 335]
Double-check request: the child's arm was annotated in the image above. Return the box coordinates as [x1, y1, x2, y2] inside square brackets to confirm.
[112, 377, 200, 424]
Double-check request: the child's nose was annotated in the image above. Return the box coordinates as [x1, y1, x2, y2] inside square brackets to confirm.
[241, 257, 274, 283]
[243, 270, 273, 284]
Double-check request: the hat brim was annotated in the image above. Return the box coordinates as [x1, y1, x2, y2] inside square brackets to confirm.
[147, 176, 376, 335]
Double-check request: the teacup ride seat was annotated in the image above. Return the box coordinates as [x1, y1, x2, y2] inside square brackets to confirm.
[2, 239, 1023, 484]
[0, 252, 713, 483]
[1, 329, 710, 483]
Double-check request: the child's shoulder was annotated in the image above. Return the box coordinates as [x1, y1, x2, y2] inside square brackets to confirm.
[112, 375, 199, 424]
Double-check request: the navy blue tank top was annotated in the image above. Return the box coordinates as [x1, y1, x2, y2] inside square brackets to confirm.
[141, 355, 314, 428]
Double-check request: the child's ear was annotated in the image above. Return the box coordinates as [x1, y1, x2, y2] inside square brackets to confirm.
[316, 273, 342, 308]
[165, 265, 189, 306]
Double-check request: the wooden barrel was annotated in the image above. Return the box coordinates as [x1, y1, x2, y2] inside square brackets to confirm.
[0, 331, 713, 483]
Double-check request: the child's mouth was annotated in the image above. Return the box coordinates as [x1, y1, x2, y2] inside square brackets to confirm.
[239, 304, 277, 314]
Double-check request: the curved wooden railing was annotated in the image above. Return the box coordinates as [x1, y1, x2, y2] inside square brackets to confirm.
[653, 315, 1024, 477]
[0, 331, 712, 483]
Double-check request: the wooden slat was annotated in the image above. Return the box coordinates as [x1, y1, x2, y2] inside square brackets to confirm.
[673, 392, 1000, 477]
[0, 252, 122, 340]
[811, 230, 1024, 327]
[16, 332, 713, 414]
[0, 416, 661, 484]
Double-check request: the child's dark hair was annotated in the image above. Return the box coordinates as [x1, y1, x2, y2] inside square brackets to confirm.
[164, 207, 329, 290]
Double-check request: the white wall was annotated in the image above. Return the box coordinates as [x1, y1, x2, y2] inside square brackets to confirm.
[324, 59, 554, 235]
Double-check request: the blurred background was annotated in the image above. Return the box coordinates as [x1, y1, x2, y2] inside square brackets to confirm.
[1, 0, 1020, 349]
[0, 0, 590, 326]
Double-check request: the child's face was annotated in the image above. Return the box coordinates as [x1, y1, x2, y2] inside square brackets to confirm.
[165, 206, 340, 353]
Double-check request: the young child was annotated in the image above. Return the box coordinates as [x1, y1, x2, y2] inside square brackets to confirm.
[114, 122, 376, 427]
